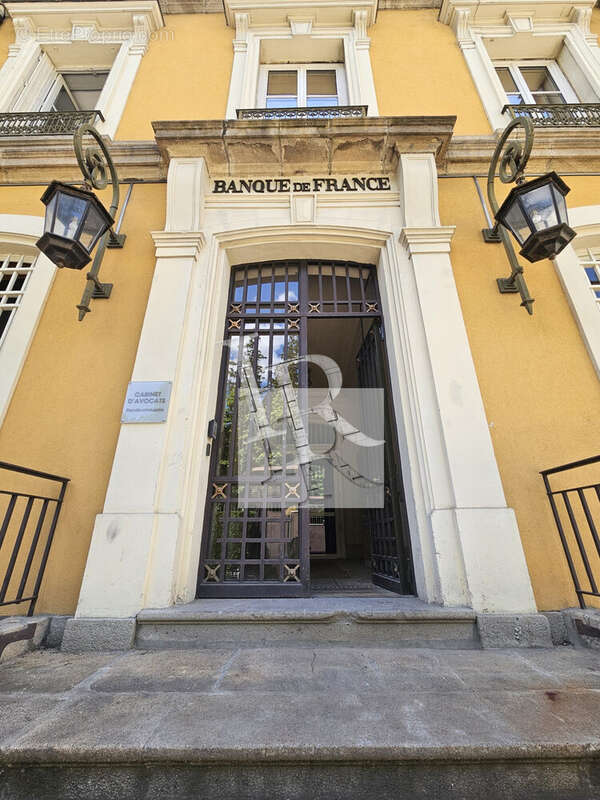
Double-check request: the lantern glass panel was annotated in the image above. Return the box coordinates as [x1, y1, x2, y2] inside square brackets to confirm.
[551, 185, 568, 222]
[55, 192, 88, 240]
[520, 184, 558, 232]
[503, 201, 531, 245]
[79, 203, 106, 251]
[43, 192, 57, 232]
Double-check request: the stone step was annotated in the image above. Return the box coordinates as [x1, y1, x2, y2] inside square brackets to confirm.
[0, 615, 48, 663]
[2, 643, 598, 798]
[135, 597, 481, 650]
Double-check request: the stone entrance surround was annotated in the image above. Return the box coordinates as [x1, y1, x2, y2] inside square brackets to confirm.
[67, 116, 538, 646]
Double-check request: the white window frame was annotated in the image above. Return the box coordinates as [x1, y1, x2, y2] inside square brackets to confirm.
[439, 0, 600, 131]
[0, 253, 36, 349]
[0, 216, 56, 428]
[257, 63, 348, 109]
[225, 8, 378, 119]
[580, 248, 600, 308]
[39, 69, 110, 113]
[553, 206, 600, 380]
[494, 59, 579, 105]
[0, 2, 163, 138]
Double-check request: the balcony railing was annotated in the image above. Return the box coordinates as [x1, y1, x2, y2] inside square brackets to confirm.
[504, 103, 600, 127]
[237, 105, 367, 121]
[541, 455, 600, 609]
[0, 461, 69, 616]
[0, 110, 104, 137]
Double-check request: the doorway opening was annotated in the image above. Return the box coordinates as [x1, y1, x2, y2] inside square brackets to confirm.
[196, 260, 415, 598]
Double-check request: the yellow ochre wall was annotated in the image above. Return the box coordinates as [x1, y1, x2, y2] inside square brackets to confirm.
[0, 184, 165, 614]
[440, 176, 600, 611]
[0, 8, 599, 614]
[116, 14, 234, 140]
[0, 19, 13, 67]
[370, 10, 491, 135]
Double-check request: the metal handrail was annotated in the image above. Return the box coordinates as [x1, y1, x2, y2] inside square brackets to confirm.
[237, 105, 367, 120]
[0, 462, 69, 616]
[0, 110, 104, 137]
[503, 103, 600, 127]
[541, 455, 600, 609]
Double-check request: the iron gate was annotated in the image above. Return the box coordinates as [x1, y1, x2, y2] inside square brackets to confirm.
[196, 260, 414, 597]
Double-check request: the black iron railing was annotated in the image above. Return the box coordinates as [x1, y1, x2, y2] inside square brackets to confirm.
[541, 455, 600, 608]
[0, 110, 103, 137]
[504, 103, 600, 127]
[237, 105, 367, 121]
[0, 462, 69, 616]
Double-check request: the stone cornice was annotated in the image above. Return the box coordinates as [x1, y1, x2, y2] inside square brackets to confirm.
[222, 0, 377, 28]
[438, 0, 597, 28]
[444, 129, 600, 174]
[152, 115, 456, 177]
[5, 1, 164, 32]
[2, 126, 600, 183]
[0, 138, 164, 183]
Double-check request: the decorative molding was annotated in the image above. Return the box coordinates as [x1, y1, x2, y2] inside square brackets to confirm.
[0, 138, 164, 183]
[151, 231, 206, 259]
[233, 12, 249, 51]
[288, 16, 313, 35]
[152, 115, 456, 176]
[5, 2, 164, 32]
[505, 12, 534, 34]
[399, 226, 455, 254]
[222, 0, 377, 28]
[440, 0, 597, 28]
[353, 8, 369, 41]
[291, 193, 316, 224]
[444, 129, 600, 174]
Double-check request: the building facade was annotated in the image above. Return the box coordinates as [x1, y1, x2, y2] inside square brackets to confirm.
[0, 0, 600, 632]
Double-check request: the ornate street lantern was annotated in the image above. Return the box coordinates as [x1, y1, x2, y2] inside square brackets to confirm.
[495, 172, 575, 263]
[35, 123, 125, 321]
[482, 117, 577, 314]
[37, 181, 114, 270]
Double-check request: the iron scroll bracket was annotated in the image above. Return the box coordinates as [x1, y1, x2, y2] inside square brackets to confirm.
[73, 123, 125, 321]
[482, 116, 535, 315]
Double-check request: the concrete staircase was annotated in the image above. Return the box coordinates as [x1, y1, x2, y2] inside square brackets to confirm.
[135, 596, 481, 650]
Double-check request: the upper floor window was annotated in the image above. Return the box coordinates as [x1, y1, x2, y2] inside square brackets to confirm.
[581, 248, 600, 307]
[259, 65, 347, 110]
[495, 61, 578, 106]
[0, 253, 35, 348]
[44, 71, 109, 114]
[0, 1, 163, 138]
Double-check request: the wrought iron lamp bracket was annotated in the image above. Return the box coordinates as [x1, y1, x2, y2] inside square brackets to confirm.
[482, 116, 535, 315]
[73, 123, 126, 321]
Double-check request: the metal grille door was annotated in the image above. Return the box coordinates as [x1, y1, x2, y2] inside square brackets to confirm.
[196, 260, 414, 597]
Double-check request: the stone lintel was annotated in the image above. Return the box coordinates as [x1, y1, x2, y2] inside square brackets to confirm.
[152, 115, 457, 177]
